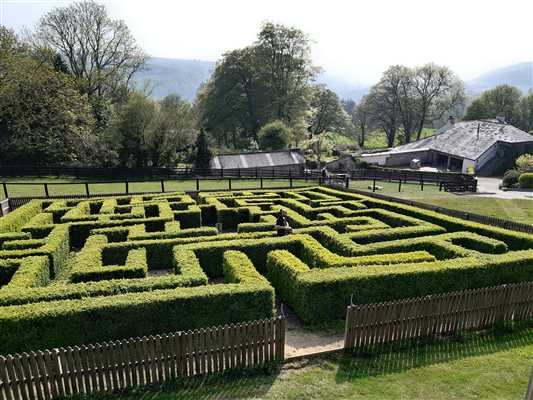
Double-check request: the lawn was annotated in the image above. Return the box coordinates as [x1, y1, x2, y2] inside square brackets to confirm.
[349, 180, 533, 225]
[72, 325, 533, 399]
[0, 176, 311, 200]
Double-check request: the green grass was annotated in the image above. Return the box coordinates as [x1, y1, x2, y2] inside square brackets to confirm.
[349, 180, 533, 225]
[70, 325, 533, 399]
[0, 177, 311, 200]
[362, 128, 435, 150]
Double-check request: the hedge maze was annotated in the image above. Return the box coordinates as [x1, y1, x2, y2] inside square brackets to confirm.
[1, 187, 533, 354]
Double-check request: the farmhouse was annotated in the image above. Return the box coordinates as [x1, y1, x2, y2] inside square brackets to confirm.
[211, 149, 305, 173]
[361, 117, 533, 175]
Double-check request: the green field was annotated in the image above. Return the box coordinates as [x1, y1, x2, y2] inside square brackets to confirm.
[72, 325, 533, 400]
[0, 177, 311, 200]
[349, 180, 533, 225]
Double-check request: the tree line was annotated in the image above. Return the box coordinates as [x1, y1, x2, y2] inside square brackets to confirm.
[1, 1, 531, 169]
[0, 1, 198, 168]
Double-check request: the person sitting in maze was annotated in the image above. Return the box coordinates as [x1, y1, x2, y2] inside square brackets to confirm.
[275, 208, 292, 236]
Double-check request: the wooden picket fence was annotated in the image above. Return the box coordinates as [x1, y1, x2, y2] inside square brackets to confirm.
[0, 317, 285, 400]
[344, 282, 533, 350]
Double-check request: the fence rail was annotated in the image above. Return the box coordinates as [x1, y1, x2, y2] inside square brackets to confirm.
[0, 317, 285, 400]
[344, 282, 533, 350]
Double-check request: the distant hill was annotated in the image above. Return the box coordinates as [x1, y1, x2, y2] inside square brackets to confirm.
[135, 57, 533, 102]
[466, 62, 533, 95]
[134, 58, 215, 101]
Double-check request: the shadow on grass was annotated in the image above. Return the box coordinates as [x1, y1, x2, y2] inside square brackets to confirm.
[335, 322, 533, 384]
[65, 362, 280, 400]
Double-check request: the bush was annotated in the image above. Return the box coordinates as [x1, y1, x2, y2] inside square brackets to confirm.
[515, 153, 533, 173]
[258, 120, 293, 150]
[502, 170, 521, 187]
[518, 173, 533, 189]
[466, 166, 475, 174]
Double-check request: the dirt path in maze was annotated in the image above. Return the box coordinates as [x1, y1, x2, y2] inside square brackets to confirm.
[276, 297, 344, 357]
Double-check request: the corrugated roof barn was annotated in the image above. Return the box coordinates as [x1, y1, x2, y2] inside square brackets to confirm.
[211, 149, 304, 170]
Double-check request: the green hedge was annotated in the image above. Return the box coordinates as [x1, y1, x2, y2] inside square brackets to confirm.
[518, 173, 533, 189]
[0, 201, 42, 234]
[222, 250, 271, 286]
[0, 282, 275, 354]
[174, 206, 202, 228]
[267, 248, 533, 323]
[2, 256, 50, 289]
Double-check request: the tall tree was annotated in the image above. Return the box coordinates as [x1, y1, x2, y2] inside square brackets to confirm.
[193, 129, 212, 170]
[308, 85, 350, 137]
[31, 1, 148, 100]
[412, 63, 465, 140]
[255, 22, 320, 125]
[0, 32, 95, 165]
[463, 84, 523, 126]
[351, 100, 370, 148]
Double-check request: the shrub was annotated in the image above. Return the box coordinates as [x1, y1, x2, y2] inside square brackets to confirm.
[258, 120, 293, 150]
[466, 166, 475, 174]
[502, 170, 521, 187]
[516, 154, 533, 173]
[518, 172, 533, 189]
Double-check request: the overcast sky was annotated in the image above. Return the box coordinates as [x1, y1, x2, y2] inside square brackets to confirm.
[2, 0, 532, 85]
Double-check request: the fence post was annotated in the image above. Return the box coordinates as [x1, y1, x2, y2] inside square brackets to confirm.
[420, 177, 424, 191]
[44, 183, 50, 198]
[185, 166, 189, 178]
[85, 182, 90, 197]
[2, 182, 8, 199]
[398, 179, 402, 192]
[345, 176, 350, 189]
[373, 178, 376, 192]
[161, 179, 165, 193]
[525, 366, 533, 400]
[228, 178, 232, 191]
[290, 177, 293, 188]
[260, 177, 263, 189]
[221, 167, 224, 178]
[272, 168, 275, 179]
[196, 178, 200, 191]
[255, 166, 258, 178]
[344, 305, 354, 350]
[125, 180, 129, 195]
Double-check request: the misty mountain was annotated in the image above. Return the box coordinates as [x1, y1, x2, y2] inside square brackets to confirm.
[134, 58, 215, 101]
[135, 57, 370, 102]
[466, 61, 533, 95]
[135, 57, 533, 103]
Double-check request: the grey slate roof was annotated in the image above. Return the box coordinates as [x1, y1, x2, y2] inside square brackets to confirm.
[211, 149, 304, 169]
[385, 120, 533, 160]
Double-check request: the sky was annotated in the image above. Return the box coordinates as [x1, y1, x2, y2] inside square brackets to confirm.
[1, 0, 532, 85]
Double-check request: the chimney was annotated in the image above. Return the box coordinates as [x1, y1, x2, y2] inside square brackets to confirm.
[496, 115, 506, 124]
[448, 115, 455, 125]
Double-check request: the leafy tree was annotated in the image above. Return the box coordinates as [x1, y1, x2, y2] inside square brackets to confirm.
[258, 120, 293, 150]
[193, 129, 212, 170]
[255, 22, 320, 125]
[341, 99, 356, 114]
[351, 100, 370, 148]
[197, 47, 264, 148]
[412, 63, 465, 140]
[518, 93, 533, 132]
[308, 85, 351, 137]
[463, 85, 522, 125]
[0, 28, 96, 165]
[31, 1, 148, 101]
[199, 22, 319, 150]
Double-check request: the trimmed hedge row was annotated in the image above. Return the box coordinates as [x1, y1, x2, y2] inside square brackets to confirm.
[0, 200, 42, 234]
[267, 248, 533, 323]
[0, 281, 275, 354]
[1, 256, 50, 289]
